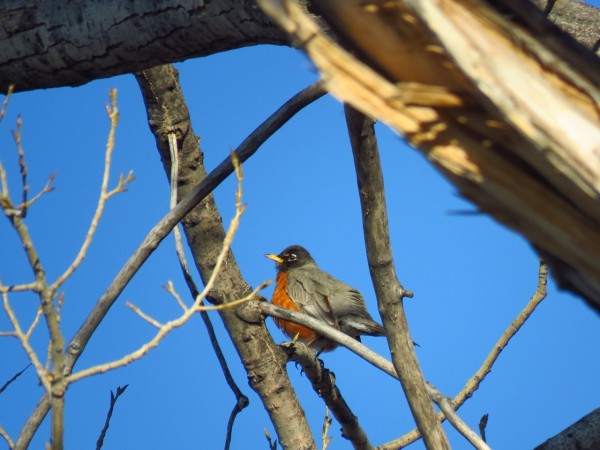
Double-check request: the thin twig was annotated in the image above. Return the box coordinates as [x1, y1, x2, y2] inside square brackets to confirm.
[166, 130, 250, 450]
[2, 292, 50, 391]
[52, 89, 134, 291]
[428, 385, 491, 450]
[0, 364, 31, 394]
[0, 85, 14, 124]
[381, 260, 549, 449]
[0, 425, 14, 450]
[66, 155, 250, 383]
[322, 407, 333, 450]
[10, 116, 29, 217]
[264, 429, 278, 450]
[164, 281, 189, 312]
[17, 81, 326, 450]
[95, 385, 128, 450]
[125, 302, 164, 329]
[479, 414, 488, 443]
[224, 395, 250, 450]
[25, 307, 43, 340]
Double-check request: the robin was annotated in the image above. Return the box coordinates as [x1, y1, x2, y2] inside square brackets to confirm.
[265, 245, 385, 352]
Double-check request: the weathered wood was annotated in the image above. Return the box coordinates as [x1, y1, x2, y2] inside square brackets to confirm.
[259, 0, 600, 311]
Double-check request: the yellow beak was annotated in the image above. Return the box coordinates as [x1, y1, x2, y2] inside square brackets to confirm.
[264, 253, 284, 263]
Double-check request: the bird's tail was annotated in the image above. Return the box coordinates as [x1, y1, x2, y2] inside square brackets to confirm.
[341, 317, 385, 337]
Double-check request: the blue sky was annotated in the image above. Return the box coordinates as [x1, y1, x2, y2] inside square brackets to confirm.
[1, 13, 600, 450]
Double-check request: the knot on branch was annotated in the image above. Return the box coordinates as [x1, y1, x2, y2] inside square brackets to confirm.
[235, 299, 266, 325]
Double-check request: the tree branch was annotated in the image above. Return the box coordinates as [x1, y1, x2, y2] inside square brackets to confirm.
[134, 65, 327, 449]
[14, 77, 325, 449]
[258, 0, 600, 312]
[345, 104, 449, 450]
[167, 129, 250, 450]
[281, 342, 374, 450]
[535, 407, 600, 450]
[261, 257, 548, 449]
[0, 0, 289, 93]
[95, 385, 128, 450]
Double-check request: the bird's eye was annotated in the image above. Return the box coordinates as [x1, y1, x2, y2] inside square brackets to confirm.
[288, 253, 297, 261]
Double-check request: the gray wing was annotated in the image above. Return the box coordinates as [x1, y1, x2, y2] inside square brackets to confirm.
[286, 267, 338, 329]
[296, 266, 384, 336]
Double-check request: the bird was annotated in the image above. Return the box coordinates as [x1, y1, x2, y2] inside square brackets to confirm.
[264, 245, 385, 352]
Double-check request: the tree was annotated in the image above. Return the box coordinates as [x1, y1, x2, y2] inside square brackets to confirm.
[1, 1, 599, 449]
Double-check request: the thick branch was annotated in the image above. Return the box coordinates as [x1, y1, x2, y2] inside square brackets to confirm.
[135, 64, 323, 449]
[0, 0, 288, 93]
[258, 0, 600, 312]
[282, 342, 374, 450]
[535, 407, 600, 450]
[345, 105, 449, 450]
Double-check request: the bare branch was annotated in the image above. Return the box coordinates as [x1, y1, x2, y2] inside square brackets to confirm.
[535, 407, 600, 450]
[52, 89, 133, 291]
[0, 364, 31, 395]
[454, 260, 549, 406]
[10, 116, 29, 217]
[17, 77, 325, 450]
[67, 155, 248, 383]
[164, 281, 189, 312]
[165, 126, 251, 449]
[322, 407, 333, 450]
[345, 104, 447, 449]
[1, 292, 50, 392]
[282, 342, 374, 450]
[95, 385, 128, 450]
[382, 259, 549, 449]
[0, 85, 14, 123]
[125, 302, 164, 329]
[427, 385, 491, 450]
[25, 307, 42, 340]
[0, 425, 14, 450]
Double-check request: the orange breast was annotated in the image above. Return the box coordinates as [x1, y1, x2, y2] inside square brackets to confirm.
[271, 272, 317, 342]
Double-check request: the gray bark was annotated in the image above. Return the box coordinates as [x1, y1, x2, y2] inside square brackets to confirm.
[0, 0, 288, 92]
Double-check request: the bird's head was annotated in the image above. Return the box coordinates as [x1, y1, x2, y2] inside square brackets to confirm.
[265, 245, 315, 271]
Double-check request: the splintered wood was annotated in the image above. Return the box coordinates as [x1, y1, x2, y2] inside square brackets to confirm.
[258, 0, 600, 310]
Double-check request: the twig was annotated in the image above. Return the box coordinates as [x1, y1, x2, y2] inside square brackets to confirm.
[0, 425, 14, 450]
[261, 301, 516, 450]
[95, 385, 128, 450]
[322, 407, 333, 450]
[0, 364, 31, 394]
[264, 429, 278, 450]
[125, 302, 164, 329]
[166, 130, 250, 450]
[10, 116, 29, 217]
[479, 414, 488, 443]
[543, 0, 557, 17]
[381, 259, 549, 449]
[1, 292, 50, 391]
[52, 89, 134, 291]
[165, 281, 189, 312]
[17, 80, 326, 449]
[224, 394, 250, 450]
[66, 155, 250, 383]
[428, 385, 491, 450]
[25, 307, 43, 340]
[0, 85, 14, 124]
